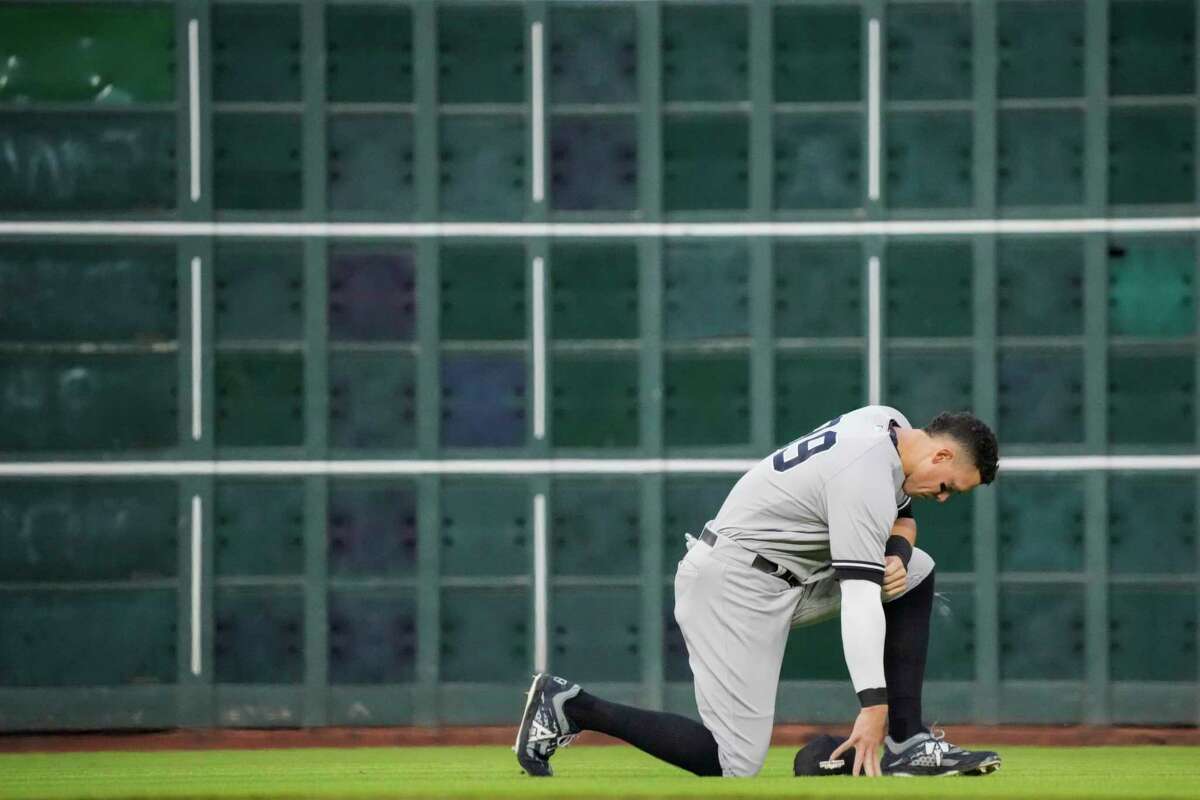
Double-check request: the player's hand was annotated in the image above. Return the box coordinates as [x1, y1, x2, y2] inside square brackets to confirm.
[831, 704, 887, 776]
[881, 555, 907, 600]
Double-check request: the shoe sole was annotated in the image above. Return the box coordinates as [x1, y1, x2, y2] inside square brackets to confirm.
[514, 673, 552, 777]
[886, 755, 1001, 777]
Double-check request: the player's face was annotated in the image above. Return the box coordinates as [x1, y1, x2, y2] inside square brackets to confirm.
[903, 442, 982, 503]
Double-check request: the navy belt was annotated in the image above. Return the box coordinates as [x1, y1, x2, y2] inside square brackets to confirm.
[700, 527, 802, 588]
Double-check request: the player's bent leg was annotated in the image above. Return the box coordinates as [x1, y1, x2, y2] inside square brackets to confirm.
[675, 535, 797, 777]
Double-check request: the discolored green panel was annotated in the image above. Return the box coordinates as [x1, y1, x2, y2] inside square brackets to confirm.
[998, 349, 1085, 443]
[328, 480, 418, 578]
[664, 353, 750, 447]
[886, 242, 974, 337]
[1107, 350, 1195, 445]
[997, 0, 1085, 99]
[326, 4, 413, 103]
[1109, 0, 1195, 96]
[0, 589, 176, 687]
[998, 110, 1084, 206]
[774, 242, 863, 338]
[0, 113, 175, 212]
[440, 354, 527, 448]
[0, 243, 175, 342]
[549, 114, 637, 211]
[437, 4, 524, 104]
[997, 475, 1086, 572]
[214, 242, 304, 342]
[775, 352, 864, 441]
[663, 476, 735, 577]
[328, 589, 416, 684]
[997, 238, 1085, 336]
[909, 494, 974, 573]
[439, 243, 526, 340]
[1108, 107, 1195, 205]
[329, 351, 417, 451]
[549, 242, 638, 340]
[214, 480, 305, 577]
[550, 587, 640, 682]
[550, 480, 641, 576]
[927, 587, 976, 680]
[212, 3, 301, 102]
[662, 3, 748, 101]
[0, 353, 177, 452]
[1108, 474, 1197, 574]
[329, 247, 416, 342]
[886, 112, 973, 208]
[551, 352, 639, 449]
[439, 115, 526, 218]
[215, 352, 304, 448]
[1109, 587, 1198, 681]
[328, 114, 415, 214]
[663, 114, 749, 211]
[215, 587, 304, 685]
[549, 4, 637, 104]
[440, 588, 529, 682]
[213, 113, 303, 211]
[0, 3, 174, 104]
[0, 480, 178, 582]
[781, 617, 844, 680]
[1108, 238, 1196, 337]
[774, 5, 860, 102]
[774, 113, 861, 209]
[440, 479, 531, 577]
[1000, 586, 1085, 679]
[886, 349, 973, 432]
[663, 240, 749, 340]
[886, 2, 972, 100]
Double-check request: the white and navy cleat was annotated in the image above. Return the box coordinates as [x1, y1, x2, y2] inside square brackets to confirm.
[513, 673, 582, 777]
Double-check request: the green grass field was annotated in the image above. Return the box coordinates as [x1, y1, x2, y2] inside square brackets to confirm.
[2, 744, 1198, 800]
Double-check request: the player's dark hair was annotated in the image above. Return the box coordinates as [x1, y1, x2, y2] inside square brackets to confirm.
[924, 411, 999, 485]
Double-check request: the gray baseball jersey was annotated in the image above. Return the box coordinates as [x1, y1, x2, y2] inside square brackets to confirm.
[709, 405, 913, 584]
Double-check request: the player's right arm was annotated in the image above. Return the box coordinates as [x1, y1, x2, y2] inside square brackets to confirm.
[825, 457, 896, 776]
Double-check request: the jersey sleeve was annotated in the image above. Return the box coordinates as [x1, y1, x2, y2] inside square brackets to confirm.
[826, 452, 897, 584]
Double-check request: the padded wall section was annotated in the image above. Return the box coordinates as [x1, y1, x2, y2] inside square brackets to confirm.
[438, 116, 526, 218]
[886, 111, 973, 208]
[910, 495, 974, 573]
[927, 587, 976, 680]
[1109, 586, 1197, 681]
[1108, 238, 1195, 337]
[213, 113, 303, 211]
[328, 115, 415, 214]
[551, 352, 639, 449]
[440, 354, 526, 448]
[998, 349, 1085, 443]
[0, 3, 174, 103]
[1109, 0, 1195, 96]
[0, 353, 177, 452]
[663, 476, 735, 576]
[0, 114, 175, 212]
[1107, 349, 1195, 445]
[997, 0, 1084, 99]
[440, 480, 531, 577]
[1000, 586, 1085, 679]
[886, 242, 974, 337]
[330, 352, 417, 451]
[998, 110, 1084, 206]
[440, 243, 526, 341]
[663, 241, 749, 340]
[214, 480, 305, 577]
[664, 353, 750, 447]
[551, 587, 640, 682]
[997, 475, 1086, 573]
[1108, 474, 1197, 575]
[328, 247, 416, 342]
[0, 480, 178, 582]
[774, 113, 861, 209]
[212, 3, 301, 102]
[0, 243, 176, 342]
[774, 242, 863, 338]
[0, 589, 176, 687]
[327, 480, 418, 577]
[437, 4, 524, 104]
[328, 589, 416, 684]
[886, 350, 973, 433]
[549, 4, 637, 103]
[774, 5, 860, 102]
[997, 239, 1085, 336]
[215, 587, 304, 684]
[441, 588, 529, 682]
[886, 2, 972, 100]
[215, 352, 304, 448]
[326, 4, 413, 103]
[661, 4, 748, 101]
[781, 618, 845, 680]
[550, 115, 637, 211]
[550, 242, 639, 340]
[550, 480, 641, 577]
[215, 243, 304, 342]
[1108, 107, 1195, 205]
[663, 114, 749, 211]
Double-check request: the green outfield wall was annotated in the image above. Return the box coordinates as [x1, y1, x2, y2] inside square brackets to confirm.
[0, 0, 1198, 731]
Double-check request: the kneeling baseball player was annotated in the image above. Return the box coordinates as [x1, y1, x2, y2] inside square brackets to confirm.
[515, 406, 1002, 778]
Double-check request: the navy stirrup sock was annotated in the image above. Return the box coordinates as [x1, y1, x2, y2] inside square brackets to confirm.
[884, 567, 935, 742]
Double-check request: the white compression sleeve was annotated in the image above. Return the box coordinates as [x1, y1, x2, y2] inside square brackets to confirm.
[839, 579, 887, 705]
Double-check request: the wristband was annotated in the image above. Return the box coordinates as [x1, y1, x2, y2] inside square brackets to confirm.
[857, 687, 887, 707]
[884, 535, 913, 567]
